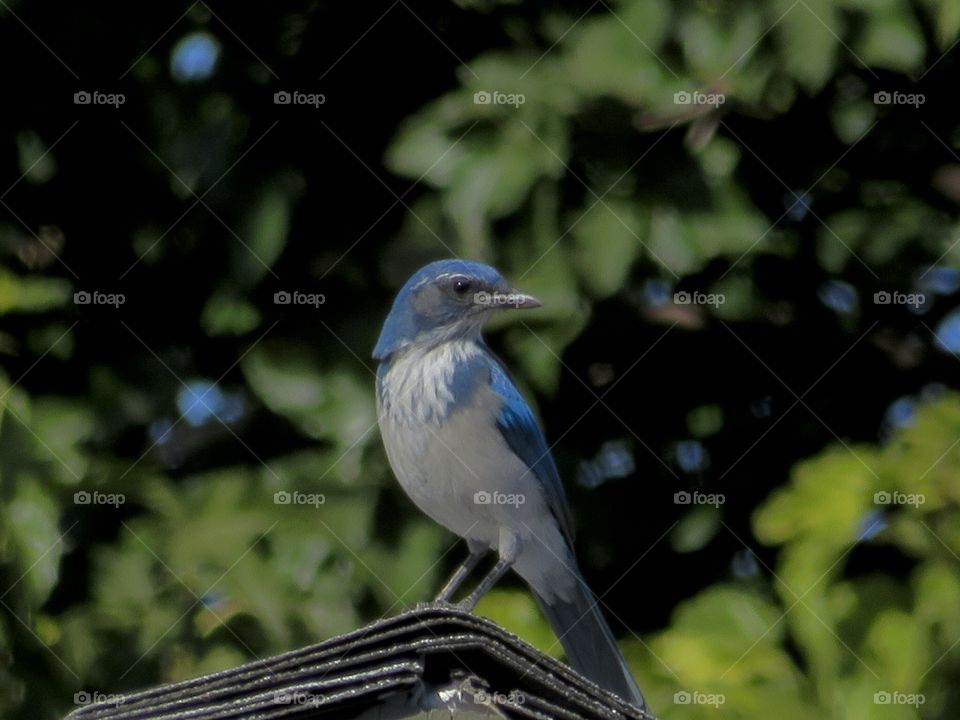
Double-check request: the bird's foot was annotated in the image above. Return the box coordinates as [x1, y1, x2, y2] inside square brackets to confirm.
[414, 599, 458, 611]
[455, 595, 480, 613]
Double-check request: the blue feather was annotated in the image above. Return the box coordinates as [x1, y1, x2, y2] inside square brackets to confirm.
[486, 355, 575, 544]
[373, 259, 506, 360]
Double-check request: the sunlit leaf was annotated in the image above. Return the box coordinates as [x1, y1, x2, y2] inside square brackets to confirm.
[4, 478, 63, 605]
[774, 0, 839, 93]
[474, 588, 560, 658]
[0, 271, 71, 314]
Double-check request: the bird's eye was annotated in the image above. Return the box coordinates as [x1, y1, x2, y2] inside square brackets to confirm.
[450, 277, 473, 295]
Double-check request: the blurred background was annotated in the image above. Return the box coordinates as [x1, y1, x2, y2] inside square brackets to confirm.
[1, 0, 959, 717]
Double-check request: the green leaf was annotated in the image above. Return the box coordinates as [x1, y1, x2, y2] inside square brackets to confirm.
[647, 206, 698, 274]
[573, 199, 645, 298]
[831, 99, 878, 146]
[671, 506, 722, 553]
[363, 520, 445, 608]
[678, 8, 763, 82]
[914, 561, 960, 643]
[444, 134, 548, 252]
[652, 585, 796, 686]
[0, 270, 71, 314]
[864, 609, 931, 688]
[270, 520, 334, 592]
[169, 644, 248, 682]
[563, 0, 672, 105]
[242, 341, 376, 447]
[686, 404, 725, 437]
[16, 130, 57, 184]
[699, 137, 741, 180]
[4, 478, 65, 605]
[775, 0, 840, 93]
[159, 470, 276, 573]
[647, 187, 769, 276]
[91, 535, 163, 635]
[931, 0, 960, 48]
[32, 397, 92, 485]
[200, 292, 261, 336]
[880, 392, 960, 507]
[712, 273, 762, 322]
[26, 323, 74, 360]
[754, 445, 878, 548]
[234, 173, 303, 286]
[857, 5, 926, 73]
[384, 96, 472, 187]
[475, 588, 560, 658]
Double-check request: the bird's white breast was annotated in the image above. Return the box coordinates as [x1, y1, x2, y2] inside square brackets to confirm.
[377, 339, 481, 426]
[376, 339, 550, 550]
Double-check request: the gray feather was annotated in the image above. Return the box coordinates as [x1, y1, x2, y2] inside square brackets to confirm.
[535, 571, 648, 711]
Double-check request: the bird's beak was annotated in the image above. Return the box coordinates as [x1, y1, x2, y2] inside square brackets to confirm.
[507, 289, 542, 309]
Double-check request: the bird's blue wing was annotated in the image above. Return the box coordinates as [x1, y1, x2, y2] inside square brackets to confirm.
[486, 356, 575, 544]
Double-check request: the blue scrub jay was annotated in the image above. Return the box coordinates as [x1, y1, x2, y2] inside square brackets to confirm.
[374, 259, 647, 709]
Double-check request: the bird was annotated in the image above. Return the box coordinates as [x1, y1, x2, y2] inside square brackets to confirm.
[373, 258, 648, 710]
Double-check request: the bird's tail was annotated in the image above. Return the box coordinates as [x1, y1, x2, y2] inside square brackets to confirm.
[535, 574, 648, 712]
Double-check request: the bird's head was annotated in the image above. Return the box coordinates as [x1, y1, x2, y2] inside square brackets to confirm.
[373, 259, 541, 360]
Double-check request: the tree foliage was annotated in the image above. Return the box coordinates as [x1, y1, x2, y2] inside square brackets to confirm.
[0, 1, 958, 718]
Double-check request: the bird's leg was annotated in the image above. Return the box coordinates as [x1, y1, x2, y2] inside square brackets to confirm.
[457, 532, 518, 611]
[435, 547, 487, 603]
[457, 558, 511, 611]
